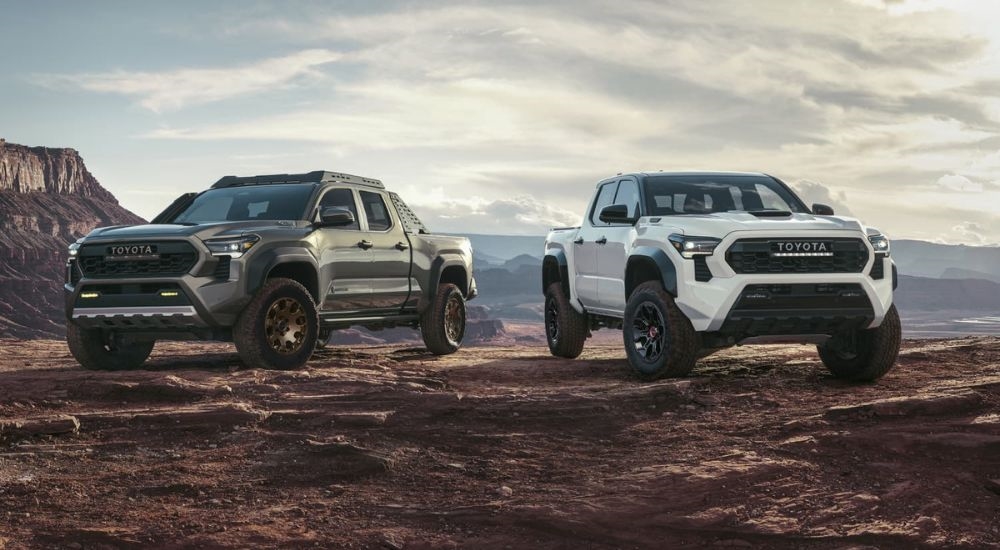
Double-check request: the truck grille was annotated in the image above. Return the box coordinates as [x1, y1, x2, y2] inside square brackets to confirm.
[78, 241, 198, 278]
[726, 238, 868, 274]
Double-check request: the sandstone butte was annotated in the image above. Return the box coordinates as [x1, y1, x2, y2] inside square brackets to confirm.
[0, 139, 144, 338]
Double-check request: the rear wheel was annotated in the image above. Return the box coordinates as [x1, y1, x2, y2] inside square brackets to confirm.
[622, 281, 699, 380]
[420, 283, 466, 355]
[234, 278, 320, 370]
[544, 282, 589, 358]
[818, 305, 901, 381]
[66, 323, 154, 371]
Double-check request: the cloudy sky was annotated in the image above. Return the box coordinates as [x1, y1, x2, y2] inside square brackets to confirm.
[3, 0, 1000, 242]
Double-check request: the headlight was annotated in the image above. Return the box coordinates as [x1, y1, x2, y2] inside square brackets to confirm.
[68, 241, 81, 257]
[669, 234, 721, 259]
[203, 235, 260, 258]
[868, 234, 890, 256]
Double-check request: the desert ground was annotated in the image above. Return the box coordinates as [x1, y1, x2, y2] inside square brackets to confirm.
[1, 325, 998, 549]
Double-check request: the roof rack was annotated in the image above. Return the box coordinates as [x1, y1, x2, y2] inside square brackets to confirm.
[211, 170, 384, 189]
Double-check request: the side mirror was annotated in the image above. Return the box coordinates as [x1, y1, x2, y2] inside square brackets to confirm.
[599, 204, 637, 224]
[812, 203, 834, 216]
[318, 207, 356, 227]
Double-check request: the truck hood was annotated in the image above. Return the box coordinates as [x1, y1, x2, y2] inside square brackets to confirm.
[83, 221, 312, 242]
[647, 212, 865, 236]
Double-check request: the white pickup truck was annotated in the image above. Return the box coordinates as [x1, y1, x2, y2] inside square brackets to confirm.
[543, 171, 900, 381]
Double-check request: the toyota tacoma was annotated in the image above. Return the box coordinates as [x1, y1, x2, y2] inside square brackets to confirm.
[65, 171, 476, 370]
[543, 171, 900, 381]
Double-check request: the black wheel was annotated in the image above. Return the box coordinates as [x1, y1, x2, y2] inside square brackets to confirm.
[544, 282, 588, 358]
[420, 283, 466, 355]
[622, 281, 699, 380]
[233, 278, 319, 370]
[818, 304, 901, 381]
[66, 323, 154, 371]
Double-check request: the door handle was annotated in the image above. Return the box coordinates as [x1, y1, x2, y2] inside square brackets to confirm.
[573, 237, 584, 245]
[596, 236, 608, 245]
[395, 241, 409, 251]
[358, 240, 374, 250]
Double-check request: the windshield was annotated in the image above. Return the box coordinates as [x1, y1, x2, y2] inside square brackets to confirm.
[171, 184, 317, 224]
[643, 175, 807, 216]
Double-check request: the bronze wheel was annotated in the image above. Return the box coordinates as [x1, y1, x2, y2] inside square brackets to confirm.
[444, 293, 465, 346]
[233, 277, 319, 370]
[420, 283, 466, 355]
[265, 297, 308, 354]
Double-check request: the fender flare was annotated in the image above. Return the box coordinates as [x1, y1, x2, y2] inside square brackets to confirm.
[542, 249, 570, 296]
[627, 246, 678, 298]
[426, 254, 470, 302]
[246, 249, 321, 301]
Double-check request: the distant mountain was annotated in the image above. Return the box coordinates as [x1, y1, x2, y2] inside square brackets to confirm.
[0, 140, 144, 338]
[939, 267, 1000, 283]
[895, 275, 1000, 312]
[503, 254, 543, 270]
[892, 239, 1000, 279]
[457, 233, 545, 262]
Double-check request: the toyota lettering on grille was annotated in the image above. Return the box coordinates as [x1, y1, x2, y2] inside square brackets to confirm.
[105, 244, 159, 261]
[770, 241, 834, 257]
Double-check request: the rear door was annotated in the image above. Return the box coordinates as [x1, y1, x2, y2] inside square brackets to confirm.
[315, 187, 372, 313]
[358, 190, 412, 312]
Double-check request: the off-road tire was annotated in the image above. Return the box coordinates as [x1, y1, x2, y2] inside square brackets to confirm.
[420, 283, 466, 355]
[818, 304, 901, 382]
[622, 281, 699, 380]
[233, 277, 320, 370]
[544, 282, 589, 358]
[66, 323, 154, 371]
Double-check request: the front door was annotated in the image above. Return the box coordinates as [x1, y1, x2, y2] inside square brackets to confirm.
[358, 190, 412, 312]
[575, 181, 618, 308]
[316, 187, 372, 314]
[597, 178, 641, 313]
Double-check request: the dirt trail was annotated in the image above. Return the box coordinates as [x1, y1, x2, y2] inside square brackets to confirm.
[0, 334, 998, 549]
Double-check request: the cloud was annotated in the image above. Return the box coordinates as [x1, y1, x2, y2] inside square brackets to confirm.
[952, 221, 989, 244]
[22, 0, 1000, 241]
[32, 49, 341, 112]
[937, 174, 984, 192]
[790, 180, 856, 217]
[410, 195, 581, 235]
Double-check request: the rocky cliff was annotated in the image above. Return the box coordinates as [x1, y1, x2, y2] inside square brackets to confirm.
[0, 140, 144, 338]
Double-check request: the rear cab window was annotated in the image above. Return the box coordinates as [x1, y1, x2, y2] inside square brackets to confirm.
[359, 191, 393, 231]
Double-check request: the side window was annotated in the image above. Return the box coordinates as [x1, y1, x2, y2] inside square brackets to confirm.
[590, 182, 619, 226]
[319, 188, 360, 230]
[359, 191, 392, 231]
[755, 184, 786, 210]
[612, 180, 640, 220]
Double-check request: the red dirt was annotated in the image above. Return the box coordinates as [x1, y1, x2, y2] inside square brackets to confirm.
[0, 330, 998, 549]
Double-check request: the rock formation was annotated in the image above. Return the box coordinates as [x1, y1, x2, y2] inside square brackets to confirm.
[0, 140, 144, 338]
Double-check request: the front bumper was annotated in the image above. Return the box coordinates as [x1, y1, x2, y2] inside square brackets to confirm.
[673, 232, 895, 336]
[65, 238, 253, 332]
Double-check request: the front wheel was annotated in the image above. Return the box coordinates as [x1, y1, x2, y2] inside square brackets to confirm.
[233, 278, 320, 370]
[544, 282, 589, 358]
[818, 305, 901, 382]
[66, 323, 154, 371]
[420, 283, 466, 355]
[622, 281, 699, 380]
